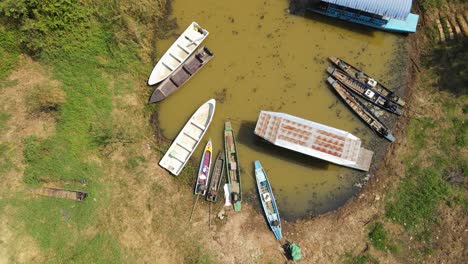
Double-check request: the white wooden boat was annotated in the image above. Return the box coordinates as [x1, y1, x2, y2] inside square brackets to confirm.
[148, 22, 209, 85]
[159, 99, 216, 176]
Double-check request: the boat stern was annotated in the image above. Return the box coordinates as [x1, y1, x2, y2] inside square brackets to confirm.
[233, 201, 241, 212]
[385, 132, 396, 142]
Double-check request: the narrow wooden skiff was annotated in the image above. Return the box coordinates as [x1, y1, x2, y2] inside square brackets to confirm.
[159, 99, 216, 176]
[206, 151, 225, 202]
[329, 57, 405, 106]
[327, 66, 403, 116]
[254, 160, 282, 240]
[327, 77, 395, 142]
[224, 121, 242, 211]
[148, 22, 209, 85]
[36, 187, 88, 201]
[149, 46, 214, 103]
[194, 140, 212, 195]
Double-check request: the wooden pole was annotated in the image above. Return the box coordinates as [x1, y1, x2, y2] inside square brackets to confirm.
[189, 195, 200, 222]
[209, 203, 212, 229]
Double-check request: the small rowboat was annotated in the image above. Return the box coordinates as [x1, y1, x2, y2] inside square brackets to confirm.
[327, 77, 395, 142]
[36, 187, 88, 201]
[148, 22, 209, 85]
[159, 99, 216, 176]
[224, 121, 242, 211]
[328, 57, 405, 106]
[206, 151, 225, 202]
[194, 140, 212, 195]
[327, 66, 403, 116]
[254, 160, 282, 240]
[149, 46, 214, 103]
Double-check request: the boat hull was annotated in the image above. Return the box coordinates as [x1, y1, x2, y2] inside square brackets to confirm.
[327, 77, 395, 142]
[327, 66, 403, 116]
[329, 57, 405, 107]
[159, 99, 216, 176]
[148, 22, 209, 85]
[224, 121, 242, 211]
[149, 46, 214, 103]
[194, 140, 212, 195]
[254, 160, 282, 240]
[206, 151, 225, 202]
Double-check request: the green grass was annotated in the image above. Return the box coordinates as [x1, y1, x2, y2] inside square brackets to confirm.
[0, 143, 15, 175]
[0, 112, 10, 132]
[0, 28, 19, 79]
[343, 252, 379, 264]
[368, 222, 397, 253]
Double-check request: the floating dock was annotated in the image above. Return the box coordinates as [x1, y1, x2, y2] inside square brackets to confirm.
[254, 111, 374, 171]
[308, 0, 419, 33]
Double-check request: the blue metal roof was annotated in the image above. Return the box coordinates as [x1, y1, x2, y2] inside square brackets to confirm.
[321, 0, 413, 20]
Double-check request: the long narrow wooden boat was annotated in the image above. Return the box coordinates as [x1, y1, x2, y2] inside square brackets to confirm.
[148, 22, 209, 85]
[159, 99, 216, 176]
[36, 187, 88, 201]
[206, 151, 225, 202]
[327, 76, 395, 142]
[149, 46, 214, 103]
[327, 66, 403, 116]
[194, 140, 212, 195]
[328, 57, 405, 106]
[254, 160, 282, 240]
[224, 121, 242, 211]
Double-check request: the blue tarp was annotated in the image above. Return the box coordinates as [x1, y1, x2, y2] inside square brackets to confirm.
[321, 0, 413, 20]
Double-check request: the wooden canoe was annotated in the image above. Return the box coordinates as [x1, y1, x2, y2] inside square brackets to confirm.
[149, 46, 214, 103]
[224, 121, 242, 211]
[36, 187, 88, 201]
[194, 140, 212, 195]
[254, 160, 282, 240]
[327, 76, 395, 142]
[328, 57, 405, 106]
[327, 66, 403, 116]
[206, 151, 225, 202]
[148, 22, 209, 85]
[159, 99, 216, 176]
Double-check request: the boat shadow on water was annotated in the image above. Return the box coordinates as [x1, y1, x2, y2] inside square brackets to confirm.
[236, 120, 331, 171]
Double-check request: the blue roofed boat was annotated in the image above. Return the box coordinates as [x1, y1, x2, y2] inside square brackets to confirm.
[307, 0, 419, 33]
[254, 160, 282, 240]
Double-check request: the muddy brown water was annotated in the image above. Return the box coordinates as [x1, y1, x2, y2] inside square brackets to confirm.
[155, 0, 404, 220]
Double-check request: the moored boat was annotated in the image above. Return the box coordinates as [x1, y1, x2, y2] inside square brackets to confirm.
[224, 121, 242, 211]
[149, 46, 214, 103]
[159, 99, 216, 176]
[194, 140, 212, 195]
[327, 66, 403, 116]
[148, 22, 209, 85]
[327, 77, 395, 142]
[206, 151, 225, 202]
[254, 160, 282, 240]
[328, 57, 405, 106]
[254, 111, 374, 171]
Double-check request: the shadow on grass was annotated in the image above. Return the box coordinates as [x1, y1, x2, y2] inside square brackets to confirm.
[424, 38, 468, 96]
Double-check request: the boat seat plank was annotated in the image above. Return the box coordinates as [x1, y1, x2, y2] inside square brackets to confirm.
[169, 52, 183, 63]
[183, 130, 201, 142]
[162, 61, 175, 71]
[190, 121, 206, 131]
[183, 58, 203, 75]
[179, 135, 197, 150]
[171, 68, 191, 86]
[159, 81, 178, 97]
[176, 43, 191, 54]
[176, 142, 192, 152]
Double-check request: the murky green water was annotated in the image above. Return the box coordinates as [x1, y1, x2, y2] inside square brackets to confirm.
[156, 0, 402, 219]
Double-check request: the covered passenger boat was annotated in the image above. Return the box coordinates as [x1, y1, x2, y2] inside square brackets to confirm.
[254, 111, 374, 171]
[307, 0, 419, 33]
